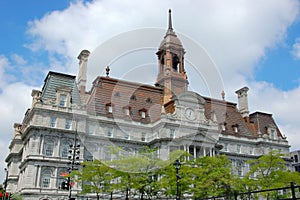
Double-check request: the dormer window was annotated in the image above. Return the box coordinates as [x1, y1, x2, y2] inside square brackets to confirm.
[123, 106, 131, 116]
[141, 111, 146, 118]
[232, 124, 239, 133]
[220, 123, 226, 131]
[106, 103, 113, 114]
[139, 108, 147, 119]
[270, 129, 276, 140]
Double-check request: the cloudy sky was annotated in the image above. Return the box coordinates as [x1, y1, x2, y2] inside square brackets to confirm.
[1, 0, 300, 181]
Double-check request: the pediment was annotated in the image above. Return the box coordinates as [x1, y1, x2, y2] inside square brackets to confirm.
[173, 91, 205, 109]
[179, 131, 219, 144]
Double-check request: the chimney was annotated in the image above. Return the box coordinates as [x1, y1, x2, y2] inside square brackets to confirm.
[235, 87, 249, 118]
[77, 50, 90, 93]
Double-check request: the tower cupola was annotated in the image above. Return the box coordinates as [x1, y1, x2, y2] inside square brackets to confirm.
[156, 9, 188, 104]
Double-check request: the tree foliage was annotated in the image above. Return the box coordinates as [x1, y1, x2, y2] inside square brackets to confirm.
[72, 148, 299, 200]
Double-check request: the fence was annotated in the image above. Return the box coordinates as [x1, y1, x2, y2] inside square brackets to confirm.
[198, 182, 300, 200]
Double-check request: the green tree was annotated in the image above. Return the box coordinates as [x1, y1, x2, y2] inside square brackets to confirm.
[10, 193, 24, 200]
[72, 159, 116, 200]
[239, 150, 300, 199]
[108, 147, 165, 199]
[186, 155, 234, 198]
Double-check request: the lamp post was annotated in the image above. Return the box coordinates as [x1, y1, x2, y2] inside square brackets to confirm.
[4, 168, 8, 200]
[173, 159, 181, 200]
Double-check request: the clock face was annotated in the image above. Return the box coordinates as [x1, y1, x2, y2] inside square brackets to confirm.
[185, 108, 195, 120]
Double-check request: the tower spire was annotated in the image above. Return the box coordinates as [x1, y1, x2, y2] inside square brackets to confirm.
[168, 9, 173, 31]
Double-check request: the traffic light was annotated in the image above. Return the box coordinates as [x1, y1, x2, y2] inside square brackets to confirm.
[61, 178, 70, 190]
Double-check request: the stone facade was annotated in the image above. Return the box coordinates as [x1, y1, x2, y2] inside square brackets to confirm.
[5, 10, 290, 200]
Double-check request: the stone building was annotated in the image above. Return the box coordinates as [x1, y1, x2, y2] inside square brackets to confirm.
[5, 10, 290, 200]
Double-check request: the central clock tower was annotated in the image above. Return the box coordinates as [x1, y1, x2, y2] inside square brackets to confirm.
[155, 9, 188, 105]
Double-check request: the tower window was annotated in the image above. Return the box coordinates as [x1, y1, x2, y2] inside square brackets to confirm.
[172, 54, 179, 72]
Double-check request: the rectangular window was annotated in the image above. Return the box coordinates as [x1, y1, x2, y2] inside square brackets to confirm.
[250, 147, 253, 155]
[50, 117, 56, 128]
[141, 132, 146, 141]
[42, 177, 50, 188]
[124, 133, 130, 140]
[88, 125, 96, 135]
[45, 144, 54, 156]
[108, 106, 113, 113]
[107, 127, 113, 137]
[233, 126, 238, 133]
[237, 144, 241, 153]
[141, 111, 146, 119]
[295, 155, 299, 163]
[65, 119, 72, 129]
[170, 129, 175, 138]
[59, 94, 67, 107]
[270, 129, 276, 140]
[124, 108, 130, 116]
[224, 143, 228, 152]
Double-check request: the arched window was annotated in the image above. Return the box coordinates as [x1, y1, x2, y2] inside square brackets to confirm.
[41, 169, 52, 188]
[60, 140, 71, 158]
[44, 138, 55, 156]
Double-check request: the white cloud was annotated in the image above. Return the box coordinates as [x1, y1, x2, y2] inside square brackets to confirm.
[0, 54, 34, 182]
[292, 37, 300, 59]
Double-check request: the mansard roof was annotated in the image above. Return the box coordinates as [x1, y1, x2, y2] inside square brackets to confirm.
[86, 76, 163, 123]
[249, 111, 284, 138]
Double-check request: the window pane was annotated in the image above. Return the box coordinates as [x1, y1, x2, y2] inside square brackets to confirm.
[44, 140, 54, 156]
[50, 117, 56, 127]
[59, 95, 67, 107]
[41, 170, 51, 188]
[65, 119, 71, 129]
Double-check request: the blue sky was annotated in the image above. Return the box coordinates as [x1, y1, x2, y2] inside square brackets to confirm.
[0, 0, 300, 182]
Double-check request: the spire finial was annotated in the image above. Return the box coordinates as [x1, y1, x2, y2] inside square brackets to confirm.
[221, 90, 225, 101]
[106, 66, 110, 77]
[168, 9, 173, 30]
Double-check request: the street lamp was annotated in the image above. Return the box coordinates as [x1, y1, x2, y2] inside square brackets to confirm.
[173, 159, 181, 200]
